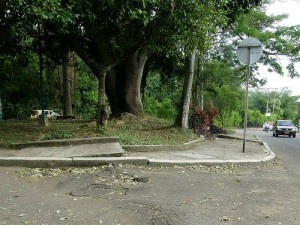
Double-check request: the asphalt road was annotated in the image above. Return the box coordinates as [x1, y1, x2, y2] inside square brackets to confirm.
[254, 129, 300, 177]
[1, 132, 300, 225]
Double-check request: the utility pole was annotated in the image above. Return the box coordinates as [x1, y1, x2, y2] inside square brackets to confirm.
[272, 88, 277, 114]
[266, 88, 269, 115]
[256, 87, 281, 116]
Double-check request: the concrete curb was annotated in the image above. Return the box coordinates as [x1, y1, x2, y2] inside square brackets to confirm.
[261, 141, 276, 161]
[147, 158, 274, 167]
[0, 152, 276, 167]
[0, 135, 276, 168]
[254, 134, 276, 162]
[217, 134, 276, 161]
[123, 138, 204, 152]
[0, 156, 149, 168]
[147, 143, 276, 167]
[217, 134, 261, 143]
[2, 137, 120, 150]
[0, 157, 73, 167]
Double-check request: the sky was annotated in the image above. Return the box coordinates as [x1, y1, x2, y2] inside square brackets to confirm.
[257, 0, 300, 96]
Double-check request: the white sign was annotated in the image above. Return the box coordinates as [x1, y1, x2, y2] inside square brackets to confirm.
[237, 37, 263, 65]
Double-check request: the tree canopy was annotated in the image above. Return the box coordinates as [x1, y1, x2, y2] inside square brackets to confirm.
[8, 0, 300, 132]
[233, 8, 300, 78]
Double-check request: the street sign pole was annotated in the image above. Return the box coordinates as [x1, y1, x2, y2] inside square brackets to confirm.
[0, 96, 2, 120]
[237, 37, 263, 153]
[38, 23, 48, 127]
[242, 48, 251, 153]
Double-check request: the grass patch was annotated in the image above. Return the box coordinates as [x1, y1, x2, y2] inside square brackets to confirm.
[0, 114, 199, 145]
[42, 130, 75, 140]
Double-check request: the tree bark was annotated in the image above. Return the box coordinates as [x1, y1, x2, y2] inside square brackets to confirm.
[72, 44, 113, 127]
[96, 69, 108, 127]
[106, 66, 124, 117]
[106, 50, 148, 117]
[62, 51, 76, 116]
[176, 49, 196, 129]
[124, 50, 148, 116]
[192, 54, 204, 110]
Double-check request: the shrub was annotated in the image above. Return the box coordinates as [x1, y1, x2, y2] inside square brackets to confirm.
[247, 110, 265, 127]
[42, 130, 75, 140]
[143, 96, 176, 120]
[189, 106, 224, 137]
[214, 110, 242, 128]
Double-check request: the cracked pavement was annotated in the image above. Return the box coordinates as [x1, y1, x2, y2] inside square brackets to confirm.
[1, 158, 300, 225]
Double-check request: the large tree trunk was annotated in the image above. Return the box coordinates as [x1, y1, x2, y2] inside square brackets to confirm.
[105, 66, 124, 117]
[175, 49, 196, 129]
[62, 51, 76, 116]
[45, 62, 60, 110]
[192, 54, 204, 110]
[124, 50, 148, 116]
[96, 69, 108, 127]
[106, 50, 148, 117]
[72, 40, 148, 124]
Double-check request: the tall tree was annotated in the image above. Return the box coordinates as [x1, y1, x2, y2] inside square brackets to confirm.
[62, 51, 76, 117]
[228, 7, 300, 78]
[174, 0, 263, 128]
[181, 49, 196, 129]
[106, 0, 228, 118]
[3, 0, 262, 127]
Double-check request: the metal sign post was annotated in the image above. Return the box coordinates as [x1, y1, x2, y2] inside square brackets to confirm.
[38, 23, 48, 127]
[237, 37, 263, 153]
[0, 96, 2, 120]
[242, 52, 251, 153]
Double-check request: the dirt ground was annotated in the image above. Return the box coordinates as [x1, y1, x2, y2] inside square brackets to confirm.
[1, 158, 299, 225]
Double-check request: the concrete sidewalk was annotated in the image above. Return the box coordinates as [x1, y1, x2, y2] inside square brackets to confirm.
[0, 133, 275, 168]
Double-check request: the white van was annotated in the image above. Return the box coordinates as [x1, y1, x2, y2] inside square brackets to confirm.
[31, 110, 60, 118]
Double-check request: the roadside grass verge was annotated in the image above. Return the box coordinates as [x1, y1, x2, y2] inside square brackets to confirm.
[0, 114, 199, 145]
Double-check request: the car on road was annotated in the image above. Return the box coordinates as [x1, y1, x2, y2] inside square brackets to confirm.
[273, 120, 297, 138]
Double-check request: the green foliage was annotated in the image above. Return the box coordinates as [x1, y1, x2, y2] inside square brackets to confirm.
[1, 0, 264, 126]
[214, 110, 243, 128]
[0, 52, 99, 120]
[73, 58, 98, 120]
[0, 119, 96, 144]
[233, 8, 300, 78]
[143, 72, 180, 120]
[42, 130, 75, 140]
[249, 89, 298, 122]
[247, 109, 264, 127]
[249, 91, 268, 114]
[143, 96, 176, 120]
[280, 90, 298, 120]
[214, 85, 243, 113]
[194, 60, 244, 128]
[267, 113, 281, 123]
[200, 60, 244, 111]
[160, 98, 175, 119]
[0, 54, 40, 119]
[143, 96, 160, 117]
[117, 133, 137, 145]
[144, 72, 182, 103]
